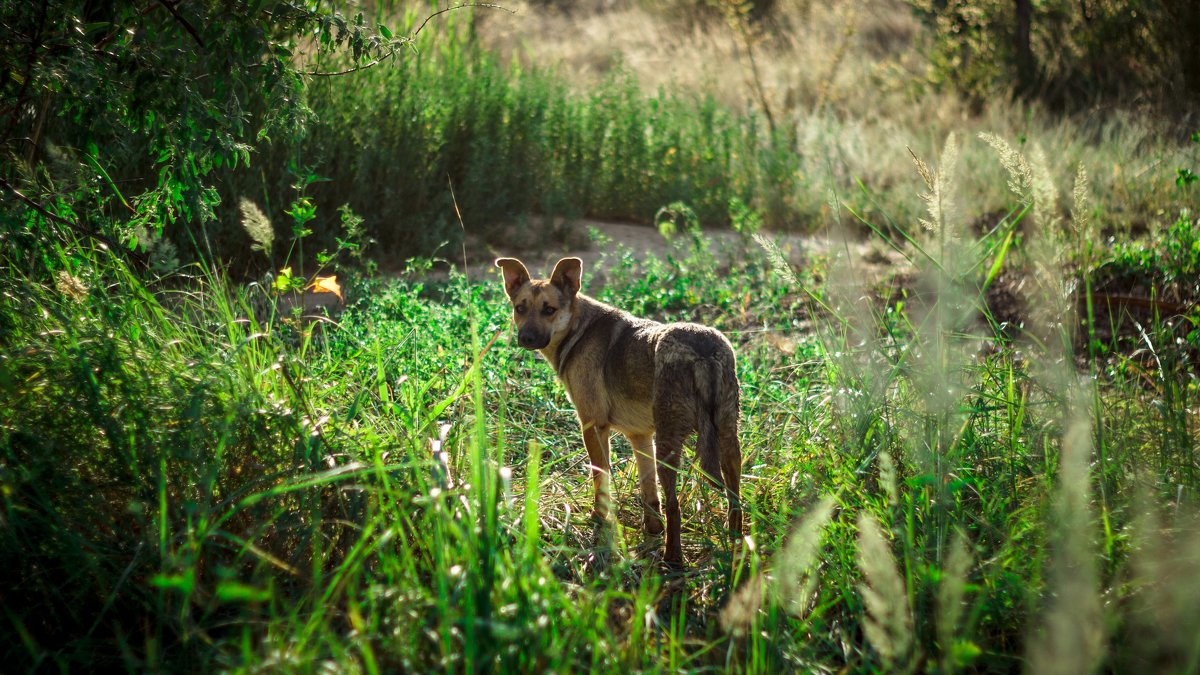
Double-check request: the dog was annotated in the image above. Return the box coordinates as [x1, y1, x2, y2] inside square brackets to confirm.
[495, 256, 742, 565]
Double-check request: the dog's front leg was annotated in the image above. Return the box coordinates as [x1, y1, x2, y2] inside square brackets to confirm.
[627, 433, 663, 535]
[582, 421, 612, 521]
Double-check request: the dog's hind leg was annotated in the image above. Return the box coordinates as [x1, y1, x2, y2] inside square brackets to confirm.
[627, 433, 663, 535]
[653, 373, 694, 565]
[713, 357, 742, 536]
[718, 408, 743, 537]
[653, 427, 685, 566]
[582, 421, 613, 521]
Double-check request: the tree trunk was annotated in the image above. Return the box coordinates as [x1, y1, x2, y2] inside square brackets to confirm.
[1013, 0, 1036, 97]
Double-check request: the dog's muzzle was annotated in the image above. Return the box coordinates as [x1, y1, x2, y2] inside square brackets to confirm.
[517, 328, 549, 350]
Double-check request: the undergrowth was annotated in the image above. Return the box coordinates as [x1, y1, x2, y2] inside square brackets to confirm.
[4, 136, 1200, 670]
[4, 1, 1199, 670]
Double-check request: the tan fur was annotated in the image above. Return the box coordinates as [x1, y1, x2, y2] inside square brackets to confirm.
[496, 256, 743, 565]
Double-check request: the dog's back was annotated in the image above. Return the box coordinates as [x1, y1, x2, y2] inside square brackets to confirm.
[551, 295, 737, 446]
[645, 321, 740, 487]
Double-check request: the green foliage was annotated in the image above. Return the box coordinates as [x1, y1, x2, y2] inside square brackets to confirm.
[1177, 131, 1200, 188]
[910, 0, 1200, 109]
[4, 210, 1200, 670]
[1102, 211, 1200, 299]
[0, 0, 401, 271]
[191, 16, 807, 267]
[4, 1, 1200, 672]
[654, 201, 701, 240]
[1097, 212, 1200, 355]
[728, 196, 764, 241]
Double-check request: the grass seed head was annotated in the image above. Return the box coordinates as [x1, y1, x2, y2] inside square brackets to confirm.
[857, 512, 913, 668]
[239, 198, 274, 257]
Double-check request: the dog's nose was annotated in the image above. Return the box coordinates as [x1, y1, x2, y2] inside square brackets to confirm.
[518, 330, 547, 349]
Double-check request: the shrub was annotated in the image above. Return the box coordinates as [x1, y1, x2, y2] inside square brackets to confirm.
[910, 0, 1200, 110]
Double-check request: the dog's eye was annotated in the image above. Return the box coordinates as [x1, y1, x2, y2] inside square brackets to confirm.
[542, 306, 556, 316]
[515, 305, 527, 315]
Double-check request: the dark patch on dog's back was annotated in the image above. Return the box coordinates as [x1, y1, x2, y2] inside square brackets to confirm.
[593, 316, 654, 404]
[669, 324, 722, 359]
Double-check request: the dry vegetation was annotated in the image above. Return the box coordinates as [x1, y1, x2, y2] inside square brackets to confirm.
[474, 0, 1193, 234]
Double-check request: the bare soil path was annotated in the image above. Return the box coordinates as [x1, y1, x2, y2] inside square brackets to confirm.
[435, 219, 907, 285]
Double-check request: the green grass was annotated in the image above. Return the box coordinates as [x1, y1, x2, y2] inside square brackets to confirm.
[4, 3, 1199, 671]
[199, 6, 1200, 273]
[4, 160, 1199, 671]
[209, 14, 801, 270]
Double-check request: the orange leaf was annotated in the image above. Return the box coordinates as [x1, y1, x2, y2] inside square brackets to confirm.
[308, 275, 343, 301]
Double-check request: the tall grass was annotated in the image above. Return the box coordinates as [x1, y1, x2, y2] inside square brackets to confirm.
[475, 0, 1198, 232]
[4, 131, 1200, 672]
[211, 11, 800, 269]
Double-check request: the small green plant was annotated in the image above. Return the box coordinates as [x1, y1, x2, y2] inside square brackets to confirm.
[654, 200, 700, 240]
[1177, 131, 1200, 188]
[728, 196, 764, 242]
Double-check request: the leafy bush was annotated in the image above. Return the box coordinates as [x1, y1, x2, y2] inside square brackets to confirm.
[0, 0, 405, 273]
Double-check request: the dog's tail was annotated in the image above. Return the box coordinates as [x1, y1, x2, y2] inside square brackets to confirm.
[694, 356, 733, 488]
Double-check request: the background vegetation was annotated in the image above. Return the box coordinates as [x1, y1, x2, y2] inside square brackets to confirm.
[2, 0, 1198, 672]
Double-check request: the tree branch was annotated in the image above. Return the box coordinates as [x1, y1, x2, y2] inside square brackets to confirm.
[306, 3, 513, 78]
[155, 0, 205, 49]
[0, 176, 147, 266]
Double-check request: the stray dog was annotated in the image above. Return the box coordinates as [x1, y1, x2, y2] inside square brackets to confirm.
[496, 256, 742, 564]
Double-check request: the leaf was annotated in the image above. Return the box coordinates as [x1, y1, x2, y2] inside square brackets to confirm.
[379, 23, 393, 40]
[952, 639, 983, 665]
[273, 267, 296, 293]
[150, 570, 195, 595]
[216, 581, 271, 603]
[309, 275, 342, 300]
[83, 150, 133, 212]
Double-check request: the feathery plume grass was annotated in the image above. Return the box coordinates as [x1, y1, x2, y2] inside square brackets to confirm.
[1028, 142, 1061, 231]
[858, 512, 914, 668]
[878, 451, 898, 508]
[937, 529, 975, 673]
[909, 132, 960, 244]
[774, 496, 835, 614]
[719, 572, 765, 635]
[753, 232, 800, 287]
[54, 270, 88, 303]
[978, 132, 1034, 205]
[1071, 163, 1093, 245]
[906, 272, 979, 418]
[721, 496, 834, 631]
[1125, 489, 1200, 669]
[982, 133, 1076, 350]
[239, 198, 274, 256]
[1027, 397, 1104, 675]
[821, 224, 891, 422]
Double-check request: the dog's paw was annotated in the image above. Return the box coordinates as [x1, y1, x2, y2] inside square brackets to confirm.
[660, 554, 684, 572]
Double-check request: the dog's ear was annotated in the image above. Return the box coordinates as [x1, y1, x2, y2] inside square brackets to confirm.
[494, 258, 531, 298]
[549, 257, 582, 298]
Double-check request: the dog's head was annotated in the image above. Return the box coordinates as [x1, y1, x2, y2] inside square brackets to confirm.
[494, 257, 581, 351]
